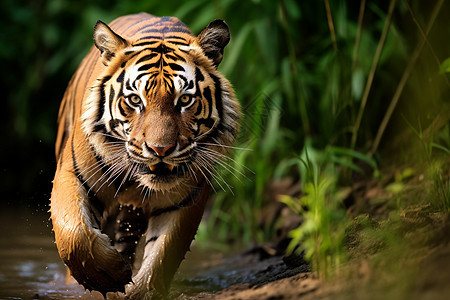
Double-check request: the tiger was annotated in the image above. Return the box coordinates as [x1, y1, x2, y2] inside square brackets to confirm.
[49, 12, 240, 299]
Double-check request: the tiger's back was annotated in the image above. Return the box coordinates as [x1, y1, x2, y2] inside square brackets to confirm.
[50, 12, 240, 299]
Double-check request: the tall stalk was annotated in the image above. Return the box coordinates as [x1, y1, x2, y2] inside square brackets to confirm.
[402, 0, 450, 88]
[351, 0, 397, 149]
[324, 0, 338, 52]
[351, 0, 366, 73]
[370, 0, 445, 156]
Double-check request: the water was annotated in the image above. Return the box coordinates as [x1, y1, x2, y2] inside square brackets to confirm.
[0, 208, 232, 299]
[0, 208, 100, 299]
[0, 208, 287, 299]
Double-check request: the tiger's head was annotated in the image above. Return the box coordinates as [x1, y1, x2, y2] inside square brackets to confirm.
[81, 16, 240, 192]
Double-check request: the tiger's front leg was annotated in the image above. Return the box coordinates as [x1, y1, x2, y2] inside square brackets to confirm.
[50, 153, 132, 295]
[126, 180, 211, 299]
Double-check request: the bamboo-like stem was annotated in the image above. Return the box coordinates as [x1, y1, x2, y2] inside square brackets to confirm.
[324, 0, 338, 51]
[352, 0, 366, 72]
[370, 0, 445, 156]
[351, 0, 397, 149]
[403, 0, 450, 89]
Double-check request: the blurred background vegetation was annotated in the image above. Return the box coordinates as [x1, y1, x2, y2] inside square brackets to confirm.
[1, 0, 449, 255]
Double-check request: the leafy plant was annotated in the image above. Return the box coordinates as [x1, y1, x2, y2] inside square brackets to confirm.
[280, 155, 350, 279]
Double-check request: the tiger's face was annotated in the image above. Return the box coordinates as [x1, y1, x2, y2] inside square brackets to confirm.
[81, 18, 239, 192]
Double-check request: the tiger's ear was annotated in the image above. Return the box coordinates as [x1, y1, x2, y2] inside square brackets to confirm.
[197, 20, 230, 67]
[93, 20, 128, 62]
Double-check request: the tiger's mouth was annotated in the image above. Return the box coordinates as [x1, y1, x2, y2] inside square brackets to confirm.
[137, 162, 189, 177]
[135, 162, 191, 191]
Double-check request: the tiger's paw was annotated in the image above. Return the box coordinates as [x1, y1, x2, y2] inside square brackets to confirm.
[62, 228, 133, 295]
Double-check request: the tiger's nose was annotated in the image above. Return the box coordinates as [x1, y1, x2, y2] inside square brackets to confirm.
[146, 143, 176, 157]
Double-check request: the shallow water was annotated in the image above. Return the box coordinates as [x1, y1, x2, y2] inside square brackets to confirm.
[0, 208, 234, 299]
[0, 208, 291, 299]
[0, 208, 103, 299]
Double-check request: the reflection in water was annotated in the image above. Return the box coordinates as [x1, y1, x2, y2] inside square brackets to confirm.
[0, 208, 99, 299]
[0, 209, 219, 299]
[0, 208, 240, 299]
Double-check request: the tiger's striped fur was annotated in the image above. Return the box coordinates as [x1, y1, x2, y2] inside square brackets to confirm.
[50, 13, 240, 299]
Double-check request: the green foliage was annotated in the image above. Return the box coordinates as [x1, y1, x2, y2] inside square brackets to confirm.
[281, 165, 349, 279]
[400, 114, 450, 211]
[275, 143, 375, 278]
[200, 0, 395, 243]
[439, 57, 450, 74]
[221, 0, 446, 245]
[195, 0, 449, 282]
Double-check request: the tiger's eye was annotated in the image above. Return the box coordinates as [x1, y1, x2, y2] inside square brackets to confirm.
[129, 95, 142, 106]
[179, 95, 192, 105]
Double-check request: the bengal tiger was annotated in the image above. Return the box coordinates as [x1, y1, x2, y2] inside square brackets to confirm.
[49, 12, 240, 299]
